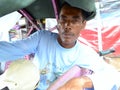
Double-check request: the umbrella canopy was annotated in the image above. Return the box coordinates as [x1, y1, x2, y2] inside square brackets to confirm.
[0, 0, 96, 20]
[25, 0, 57, 19]
[0, 0, 36, 17]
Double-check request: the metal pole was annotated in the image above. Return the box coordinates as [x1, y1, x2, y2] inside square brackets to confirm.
[95, 2, 103, 51]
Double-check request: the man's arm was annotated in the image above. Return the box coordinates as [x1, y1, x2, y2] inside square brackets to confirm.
[57, 76, 93, 90]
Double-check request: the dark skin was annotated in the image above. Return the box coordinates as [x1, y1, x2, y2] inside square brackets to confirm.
[57, 4, 86, 48]
[48, 4, 93, 90]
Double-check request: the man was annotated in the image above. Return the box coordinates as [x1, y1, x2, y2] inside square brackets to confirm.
[0, 0, 119, 90]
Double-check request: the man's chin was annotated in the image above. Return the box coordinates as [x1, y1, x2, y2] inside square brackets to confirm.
[62, 39, 72, 44]
[62, 40, 76, 46]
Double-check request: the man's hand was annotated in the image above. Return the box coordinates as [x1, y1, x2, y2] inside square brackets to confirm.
[57, 76, 93, 90]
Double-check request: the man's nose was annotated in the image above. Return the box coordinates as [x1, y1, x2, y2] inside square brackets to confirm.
[64, 21, 71, 32]
[65, 20, 72, 26]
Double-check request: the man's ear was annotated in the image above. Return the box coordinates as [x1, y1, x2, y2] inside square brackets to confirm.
[81, 20, 87, 30]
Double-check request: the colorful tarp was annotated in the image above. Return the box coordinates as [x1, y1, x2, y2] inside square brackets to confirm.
[79, 25, 120, 56]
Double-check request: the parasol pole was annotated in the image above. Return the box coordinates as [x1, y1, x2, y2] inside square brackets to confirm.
[19, 9, 40, 31]
[95, 1, 103, 52]
[49, 0, 59, 31]
[52, 0, 59, 20]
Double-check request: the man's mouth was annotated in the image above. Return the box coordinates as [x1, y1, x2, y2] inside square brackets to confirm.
[63, 33, 74, 38]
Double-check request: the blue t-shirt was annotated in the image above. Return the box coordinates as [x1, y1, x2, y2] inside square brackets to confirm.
[0, 30, 119, 90]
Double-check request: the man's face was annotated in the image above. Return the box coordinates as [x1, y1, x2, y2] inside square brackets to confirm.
[57, 4, 86, 48]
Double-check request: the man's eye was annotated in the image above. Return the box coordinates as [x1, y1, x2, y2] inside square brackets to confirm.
[72, 19, 78, 22]
[72, 19, 82, 24]
[60, 18, 66, 22]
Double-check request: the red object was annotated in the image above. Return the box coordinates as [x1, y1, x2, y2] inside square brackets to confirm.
[79, 25, 120, 56]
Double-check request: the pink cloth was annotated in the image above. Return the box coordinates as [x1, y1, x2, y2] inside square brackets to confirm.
[5, 61, 12, 70]
[48, 65, 92, 90]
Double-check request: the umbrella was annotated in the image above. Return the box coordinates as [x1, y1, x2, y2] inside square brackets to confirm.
[0, 0, 96, 20]
[0, 0, 36, 17]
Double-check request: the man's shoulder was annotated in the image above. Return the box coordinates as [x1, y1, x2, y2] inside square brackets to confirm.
[77, 41, 97, 52]
[35, 30, 58, 44]
[77, 41, 91, 48]
[37, 30, 58, 37]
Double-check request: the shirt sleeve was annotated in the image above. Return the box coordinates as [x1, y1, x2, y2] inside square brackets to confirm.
[79, 45, 120, 90]
[87, 67, 120, 90]
[0, 30, 42, 61]
[85, 49, 120, 90]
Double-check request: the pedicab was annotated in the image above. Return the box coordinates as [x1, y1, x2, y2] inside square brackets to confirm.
[0, 0, 120, 90]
